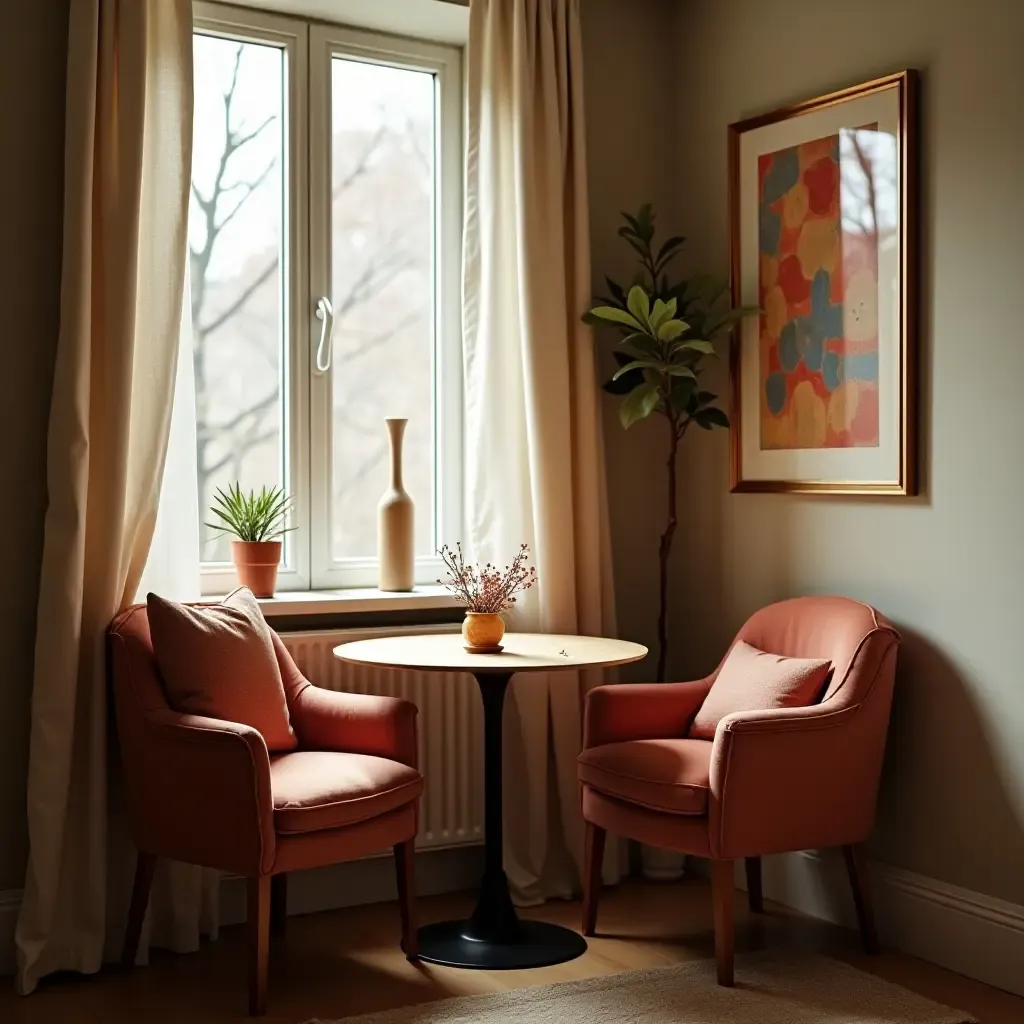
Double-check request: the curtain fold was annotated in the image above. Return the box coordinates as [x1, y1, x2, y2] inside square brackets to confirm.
[16, 0, 194, 993]
[463, 0, 621, 904]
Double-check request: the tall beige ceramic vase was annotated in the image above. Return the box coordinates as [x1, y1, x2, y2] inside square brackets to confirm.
[378, 417, 414, 592]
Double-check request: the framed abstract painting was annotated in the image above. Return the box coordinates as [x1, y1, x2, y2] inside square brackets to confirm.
[728, 71, 918, 494]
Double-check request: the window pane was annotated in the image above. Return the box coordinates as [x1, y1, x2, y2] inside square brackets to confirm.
[329, 59, 436, 561]
[190, 35, 285, 564]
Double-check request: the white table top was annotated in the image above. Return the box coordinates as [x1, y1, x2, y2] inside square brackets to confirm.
[333, 632, 648, 675]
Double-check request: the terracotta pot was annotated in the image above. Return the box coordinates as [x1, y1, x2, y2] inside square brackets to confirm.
[462, 612, 505, 652]
[231, 540, 282, 598]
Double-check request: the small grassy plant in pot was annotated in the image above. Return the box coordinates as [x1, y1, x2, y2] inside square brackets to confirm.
[206, 483, 295, 598]
[439, 543, 538, 653]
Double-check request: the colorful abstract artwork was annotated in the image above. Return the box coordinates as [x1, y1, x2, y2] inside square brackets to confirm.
[757, 131, 880, 450]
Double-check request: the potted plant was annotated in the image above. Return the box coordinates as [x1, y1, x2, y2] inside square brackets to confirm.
[206, 483, 294, 598]
[438, 542, 538, 652]
[587, 205, 756, 879]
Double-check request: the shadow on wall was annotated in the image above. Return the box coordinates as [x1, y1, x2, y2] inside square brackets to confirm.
[874, 626, 1024, 901]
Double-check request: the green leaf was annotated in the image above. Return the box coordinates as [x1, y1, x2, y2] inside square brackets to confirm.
[619, 382, 661, 429]
[666, 364, 697, 378]
[670, 376, 697, 414]
[620, 233, 651, 263]
[605, 277, 627, 306]
[604, 351, 646, 395]
[693, 406, 730, 430]
[658, 319, 688, 342]
[589, 305, 644, 330]
[635, 203, 655, 241]
[680, 339, 716, 356]
[649, 297, 678, 332]
[614, 331, 663, 360]
[705, 307, 755, 337]
[626, 286, 651, 329]
[612, 359, 662, 381]
[655, 235, 686, 263]
[682, 273, 728, 306]
[697, 390, 717, 407]
[621, 213, 642, 237]
[207, 481, 294, 542]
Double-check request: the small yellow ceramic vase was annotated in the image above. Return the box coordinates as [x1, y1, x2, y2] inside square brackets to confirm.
[462, 612, 505, 653]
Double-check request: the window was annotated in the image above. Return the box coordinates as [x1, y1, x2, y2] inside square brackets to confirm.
[189, 3, 463, 593]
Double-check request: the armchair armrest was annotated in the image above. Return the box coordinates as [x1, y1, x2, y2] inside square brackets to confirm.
[709, 701, 883, 859]
[583, 677, 714, 749]
[128, 709, 275, 876]
[289, 683, 419, 768]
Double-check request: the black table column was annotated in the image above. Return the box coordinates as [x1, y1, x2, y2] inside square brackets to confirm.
[416, 671, 589, 969]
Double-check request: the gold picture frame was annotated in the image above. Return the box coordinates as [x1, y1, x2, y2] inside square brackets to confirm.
[728, 71, 919, 495]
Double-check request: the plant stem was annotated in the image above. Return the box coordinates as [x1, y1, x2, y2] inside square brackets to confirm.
[656, 412, 683, 682]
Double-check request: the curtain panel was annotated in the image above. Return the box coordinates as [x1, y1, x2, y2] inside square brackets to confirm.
[463, 0, 620, 903]
[16, 0, 194, 993]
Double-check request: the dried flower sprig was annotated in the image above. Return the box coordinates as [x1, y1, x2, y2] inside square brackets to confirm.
[437, 542, 538, 613]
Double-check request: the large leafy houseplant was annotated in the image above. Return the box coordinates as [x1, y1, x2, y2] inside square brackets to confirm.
[587, 205, 755, 682]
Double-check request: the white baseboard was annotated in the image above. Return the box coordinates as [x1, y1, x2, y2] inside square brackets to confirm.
[0, 844, 483, 979]
[737, 850, 1024, 998]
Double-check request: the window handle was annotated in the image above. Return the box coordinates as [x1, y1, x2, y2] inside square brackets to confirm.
[314, 296, 334, 374]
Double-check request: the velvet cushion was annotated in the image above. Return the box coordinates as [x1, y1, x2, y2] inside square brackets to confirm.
[689, 640, 831, 740]
[578, 738, 712, 815]
[270, 751, 423, 834]
[146, 587, 296, 751]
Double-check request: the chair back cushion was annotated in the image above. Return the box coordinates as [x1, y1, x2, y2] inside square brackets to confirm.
[689, 640, 831, 740]
[146, 587, 297, 751]
[732, 596, 898, 704]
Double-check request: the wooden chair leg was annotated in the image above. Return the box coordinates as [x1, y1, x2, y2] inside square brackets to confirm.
[711, 859, 735, 987]
[248, 876, 271, 1016]
[394, 839, 418, 959]
[745, 856, 764, 913]
[843, 843, 879, 954]
[582, 821, 606, 937]
[121, 851, 156, 969]
[269, 873, 288, 937]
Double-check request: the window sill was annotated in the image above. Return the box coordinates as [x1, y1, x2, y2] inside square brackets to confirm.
[249, 585, 459, 620]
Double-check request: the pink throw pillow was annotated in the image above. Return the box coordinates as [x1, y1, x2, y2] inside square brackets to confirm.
[689, 640, 831, 740]
[147, 587, 296, 752]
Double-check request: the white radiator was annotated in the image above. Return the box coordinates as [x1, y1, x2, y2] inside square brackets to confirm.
[281, 625, 484, 851]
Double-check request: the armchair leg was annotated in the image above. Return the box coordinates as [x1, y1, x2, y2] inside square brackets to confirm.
[394, 839, 418, 959]
[842, 844, 879, 954]
[582, 821, 606, 937]
[711, 859, 735, 987]
[745, 856, 764, 913]
[121, 851, 156, 969]
[270, 874, 288, 937]
[248, 876, 271, 1016]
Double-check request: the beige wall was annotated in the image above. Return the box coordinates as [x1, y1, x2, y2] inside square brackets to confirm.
[0, 1, 69, 890]
[3, 0, 1021, 916]
[666, 0, 1024, 905]
[581, 0, 682, 676]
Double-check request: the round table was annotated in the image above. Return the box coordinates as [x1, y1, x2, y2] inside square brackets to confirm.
[333, 631, 647, 971]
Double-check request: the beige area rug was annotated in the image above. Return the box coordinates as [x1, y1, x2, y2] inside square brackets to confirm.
[309, 952, 977, 1024]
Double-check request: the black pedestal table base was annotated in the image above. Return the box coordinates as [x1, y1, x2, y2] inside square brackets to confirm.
[416, 671, 589, 970]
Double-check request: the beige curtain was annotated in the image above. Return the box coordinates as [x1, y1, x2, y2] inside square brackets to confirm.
[16, 0, 193, 993]
[463, 0, 620, 904]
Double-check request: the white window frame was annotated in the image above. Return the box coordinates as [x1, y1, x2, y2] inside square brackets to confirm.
[193, 3, 463, 596]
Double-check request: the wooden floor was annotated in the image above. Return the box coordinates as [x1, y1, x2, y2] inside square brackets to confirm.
[2, 878, 1021, 1023]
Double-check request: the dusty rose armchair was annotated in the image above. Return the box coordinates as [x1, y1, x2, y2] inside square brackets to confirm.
[108, 605, 423, 1015]
[578, 597, 900, 985]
